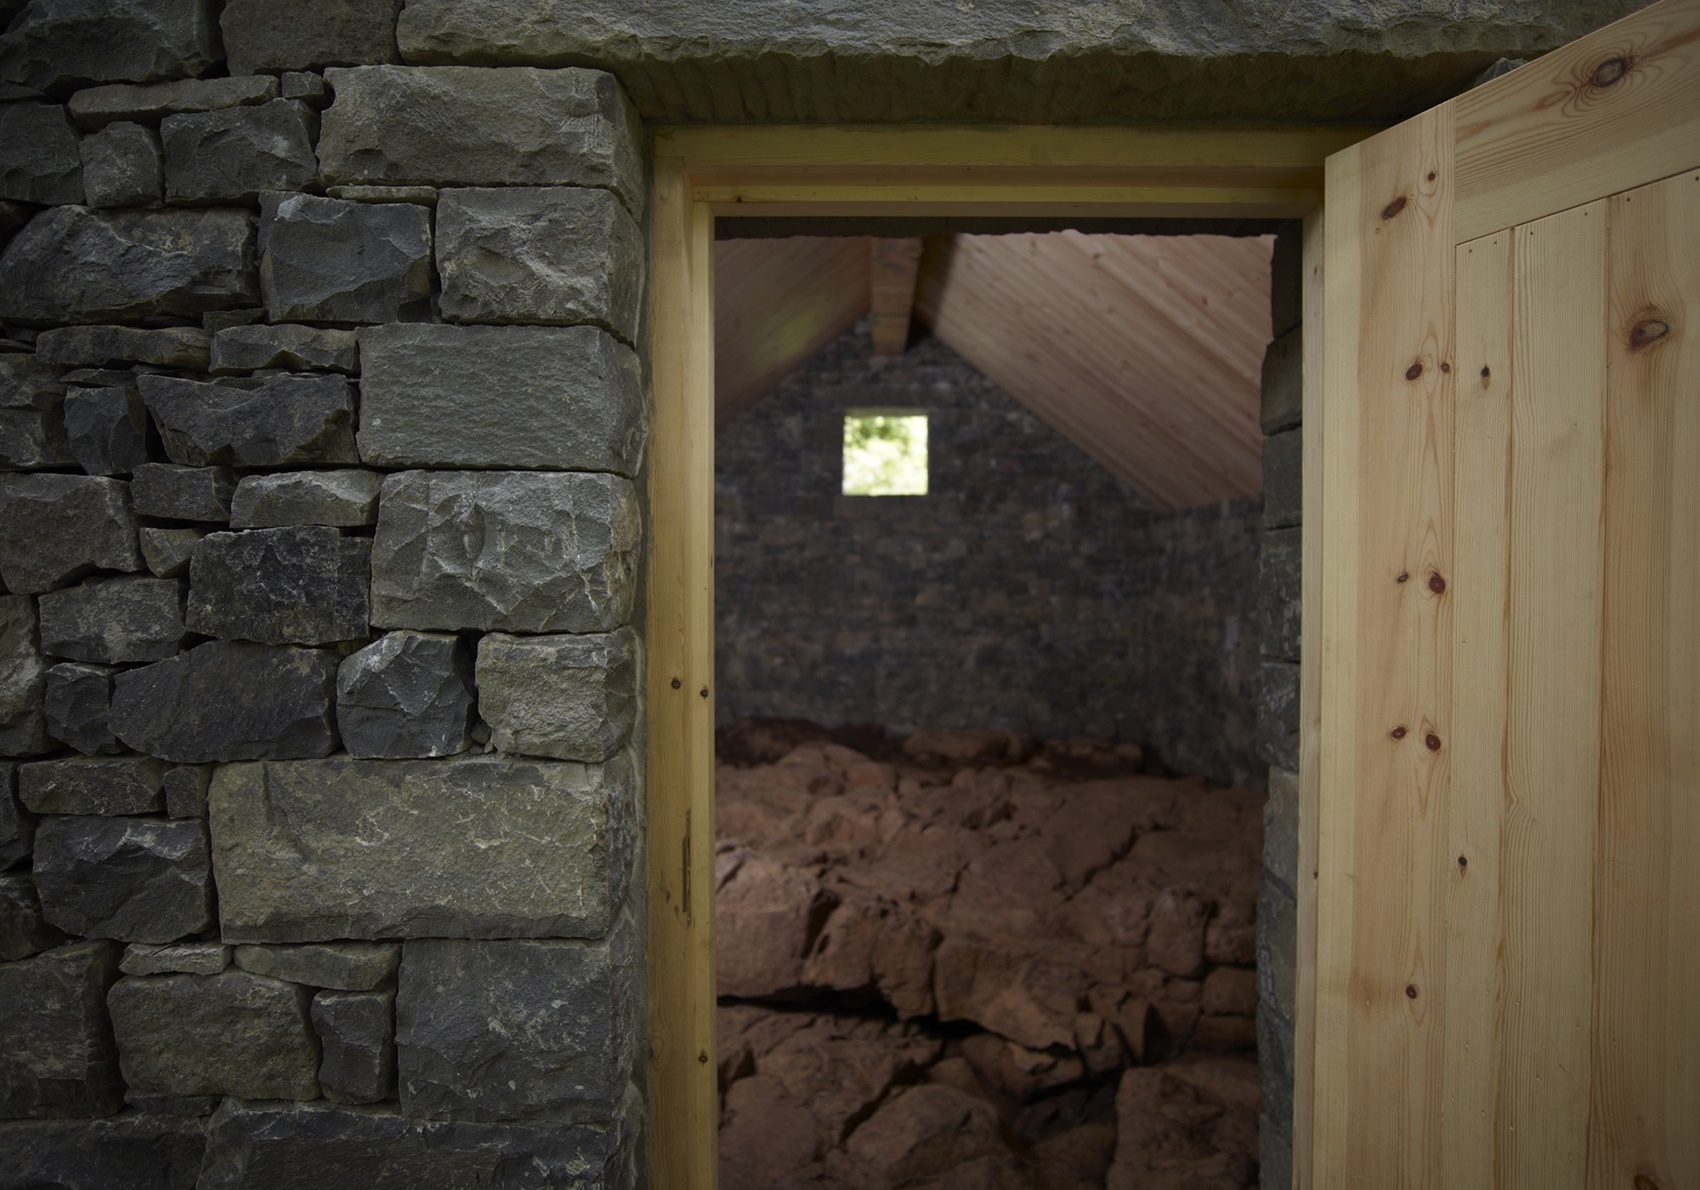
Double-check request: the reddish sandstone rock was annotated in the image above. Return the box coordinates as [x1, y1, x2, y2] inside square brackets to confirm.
[716, 846, 835, 998]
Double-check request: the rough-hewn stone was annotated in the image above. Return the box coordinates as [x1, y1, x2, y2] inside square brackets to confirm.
[43, 662, 120, 754]
[0, 1111, 209, 1190]
[0, 474, 140, 594]
[186, 526, 370, 645]
[235, 941, 399, 990]
[0, 206, 257, 326]
[0, 0, 219, 91]
[130, 463, 235, 522]
[0, 872, 65, 960]
[0, 595, 50, 756]
[68, 76, 277, 127]
[0, 353, 73, 469]
[259, 193, 431, 324]
[477, 628, 637, 763]
[120, 940, 228, 976]
[394, 0, 1642, 125]
[1262, 427, 1301, 532]
[335, 630, 474, 760]
[77, 120, 163, 207]
[110, 640, 340, 762]
[38, 575, 186, 662]
[318, 66, 643, 214]
[370, 470, 640, 634]
[18, 756, 166, 815]
[161, 763, 209, 818]
[37, 324, 208, 368]
[195, 1099, 638, 1190]
[139, 372, 359, 468]
[209, 753, 634, 941]
[359, 324, 643, 473]
[32, 815, 211, 941]
[1259, 527, 1301, 663]
[396, 908, 639, 1123]
[0, 940, 123, 1118]
[231, 468, 381, 528]
[222, 0, 401, 75]
[1260, 326, 1302, 436]
[138, 527, 205, 579]
[0, 101, 83, 204]
[312, 988, 394, 1105]
[436, 187, 643, 341]
[108, 970, 320, 1099]
[280, 71, 327, 105]
[1256, 660, 1299, 772]
[160, 99, 317, 204]
[1256, 879, 1298, 1026]
[326, 183, 435, 204]
[64, 384, 150, 476]
[210, 322, 358, 375]
[0, 759, 35, 865]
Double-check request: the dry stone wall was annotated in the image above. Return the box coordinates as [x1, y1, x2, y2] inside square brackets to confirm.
[0, 3, 648, 1186]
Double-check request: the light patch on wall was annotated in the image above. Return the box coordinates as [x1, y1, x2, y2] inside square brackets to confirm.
[842, 409, 927, 495]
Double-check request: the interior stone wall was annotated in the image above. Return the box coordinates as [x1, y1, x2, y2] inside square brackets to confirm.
[714, 319, 1265, 790]
[0, 3, 649, 1186]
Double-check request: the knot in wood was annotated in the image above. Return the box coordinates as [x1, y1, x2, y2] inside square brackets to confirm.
[1424, 732, 1442, 752]
[1405, 984, 1419, 999]
[1380, 195, 1408, 221]
[1405, 361, 1424, 381]
[1591, 55, 1629, 88]
[1629, 319, 1670, 350]
[1428, 573, 1447, 595]
[1390, 726, 1408, 740]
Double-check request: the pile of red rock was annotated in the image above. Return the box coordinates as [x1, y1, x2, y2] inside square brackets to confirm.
[714, 722, 1264, 1189]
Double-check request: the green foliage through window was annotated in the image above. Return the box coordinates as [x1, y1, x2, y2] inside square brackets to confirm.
[842, 411, 928, 496]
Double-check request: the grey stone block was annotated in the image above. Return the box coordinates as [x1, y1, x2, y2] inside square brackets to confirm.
[230, 468, 381, 528]
[138, 372, 359, 467]
[64, 385, 150, 476]
[1255, 660, 1300, 772]
[186, 526, 370, 646]
[0, 353, 73, 470]
[312, 988, 394, 1105]
[371, 470, 640, 634]
[1263, 766, 1300, 900]
[44, 662, 120, 755]
[0, 873, 65, 960]
[110, 640, 340, 762]
[195, 1098, 639, 1190]
[437, 186, 643, 341]
[1256, 878, 1297, 1026]
[335, 629, 474, 760]
[140, 526, 209, 577]
[68, 76, 278, 127]
[161, 763, 209, 818]
[1258, 1000, 1295, 1137]
[1270, 226, 1303, 339]
[18, 756, 167, 815]
[108, 970, 320, 1099]
[0, 0, 218, 91]
[0, 940, 123, 1119]
[1261, 325, 1303, 436]
[0, 474, 140, 594]
[319, 66, 643, 214]
[477, 628, 637, 763]
[38, 575, 186, 663]
[280, 71, 327, 105]
[37, 324, 209, 368]
[259, 193, 431, 325]
[1262, 427, 1301, 531]
[396, 908, 639, 1122]
[77, 121, 163, 207]
[359, 324, 644, 473]
[1258, 526, 1301, 663]
[326, 183, 435, 204]
[209, 753, 635, 941]
[161, 99, 318, 204]
[222, 0, 402, 75]
[210, 323, 358, 375]
[201, 306, 266, 333]
[33, 815, 212, 942]
[0, 101, 81, 205]
[0, 1111, 208, 1190]
[0, 206, 257, 326]
[120, 940, 228, 975]
[131, 463, 236, 522]
[0, 759, 34, 866]
[235, 941, 399, 990]
[0, 594, 49, 756]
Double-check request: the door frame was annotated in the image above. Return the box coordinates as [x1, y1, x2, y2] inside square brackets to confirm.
[644, 123, 1368, 1188]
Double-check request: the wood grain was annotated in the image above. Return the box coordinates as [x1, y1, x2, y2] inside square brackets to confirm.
[1500, 198, 1607, 1188]
[869, 238, 923, 355]
[1588, 168, 1700, 1190]
[1454, 0, 1700, 242]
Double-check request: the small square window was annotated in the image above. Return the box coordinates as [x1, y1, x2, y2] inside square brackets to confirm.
[842, 410, 928, 496]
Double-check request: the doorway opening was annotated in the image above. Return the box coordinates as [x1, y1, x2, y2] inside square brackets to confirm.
[708, 225, 1291, 1189]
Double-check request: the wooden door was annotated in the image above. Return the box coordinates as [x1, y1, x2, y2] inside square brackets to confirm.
[1314, 1, 1700, 1185]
